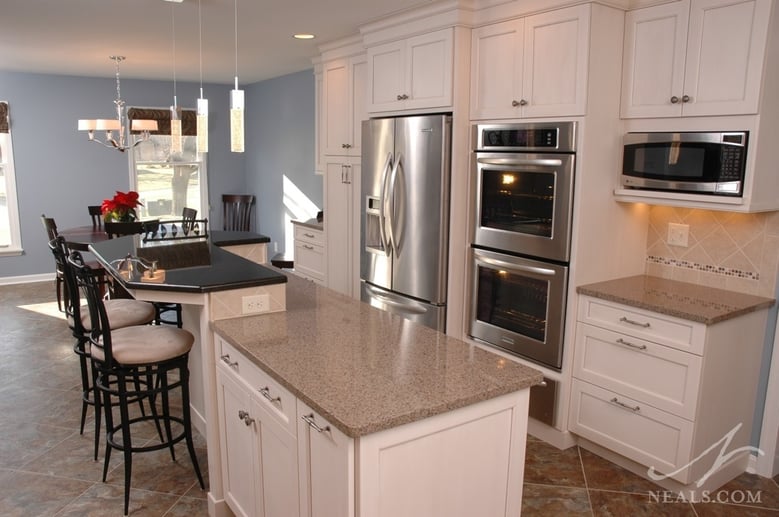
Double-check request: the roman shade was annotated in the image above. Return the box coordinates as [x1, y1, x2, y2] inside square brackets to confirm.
[128, 107, 196, 136]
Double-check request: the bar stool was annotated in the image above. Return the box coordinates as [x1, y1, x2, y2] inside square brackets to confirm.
[69, 251, 204, 515]
[49, 236, 157, 461]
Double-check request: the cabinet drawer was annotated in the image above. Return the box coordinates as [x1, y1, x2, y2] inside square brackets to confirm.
[217, 337, 297, 437]
[569, 379, 693, 484]
[294, 225, 324, 247]
[573, 323, 701, 419]
[578, 296, 705, 355]
[294, 240, 325, 281]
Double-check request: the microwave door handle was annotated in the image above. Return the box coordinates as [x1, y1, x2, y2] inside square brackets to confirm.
[477, 157, 563, 167]
[479, 256, 557, 277]
[379, 152, 393, 256]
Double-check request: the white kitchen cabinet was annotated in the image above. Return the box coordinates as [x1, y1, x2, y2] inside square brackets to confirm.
[296, 400, 355, 517]
[367, 28, 453, 113]
[470, 4, 590, 120]
[569, 295, 768, 487]
[216, 339, 300, 517]
[324, 157, 361, 298]
[293, 223, 325, 285]
[322, 55, 366, 157]
[621, 0, 771, 118]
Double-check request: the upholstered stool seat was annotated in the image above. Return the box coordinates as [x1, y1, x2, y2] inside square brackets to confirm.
[92, 325, 193, 365]
[71, 299, 157, 331]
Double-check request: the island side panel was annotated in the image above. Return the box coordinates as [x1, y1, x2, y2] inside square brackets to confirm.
[357, 389, 530, 517]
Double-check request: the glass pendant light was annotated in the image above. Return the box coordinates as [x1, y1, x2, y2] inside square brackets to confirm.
[196, 0, 208, 153]
[230, 0, 244, 153]
[170, 2, 182, 154]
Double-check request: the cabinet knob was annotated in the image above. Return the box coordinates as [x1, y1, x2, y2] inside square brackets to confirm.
[682, 95, 691, 103]
[344, 143, 351, 149]
[397, 94, 404, 101]
[397, 94, 409, 101]
[670, 96, 680, 104]
[512, 99, 528, 107]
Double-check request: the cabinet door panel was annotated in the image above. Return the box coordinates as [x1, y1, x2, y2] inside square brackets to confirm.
[470, 19, 524, 120]
[217, 369, 260, 517]
[620, 1, 688, 118]
[323, 60, 350, 155]
[523, 5, 590, 117]
[683, 0, 768, 116]
[405, 30, 453, 110]
[349, 57, 367, 156]
[258, 403, 300, 517]
[368, 41, 405, 111]
[324, 159, 360, 297]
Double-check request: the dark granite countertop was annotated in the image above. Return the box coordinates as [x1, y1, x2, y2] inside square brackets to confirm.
[212, 273, 544, 438]
[89, 230, 286, 293]
[577, 275, 775, 325]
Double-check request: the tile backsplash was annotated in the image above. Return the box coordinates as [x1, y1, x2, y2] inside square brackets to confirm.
[645, 206, 779, 297]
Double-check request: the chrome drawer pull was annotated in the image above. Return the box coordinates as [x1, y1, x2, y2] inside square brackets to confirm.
[304, 232, 315, 238]
[302, 413, 331, 434]
[259, 386, 282, 406]
[619, 316, 651, 328]
[610, 397, 640, 412]
[616, 338, 647, 351]
[303, 244, 315, 250]
[220, 354, 239, 368]
[238, 410, 255, 426]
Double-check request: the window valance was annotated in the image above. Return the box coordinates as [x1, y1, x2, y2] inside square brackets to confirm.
[0, 102, 8, 133]
[128, 107, 196, 136]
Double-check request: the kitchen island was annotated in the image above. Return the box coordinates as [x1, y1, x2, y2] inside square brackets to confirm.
[212, 273, 543, 517]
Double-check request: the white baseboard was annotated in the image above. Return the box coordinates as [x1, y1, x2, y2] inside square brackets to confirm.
[0, 273, 54, 286]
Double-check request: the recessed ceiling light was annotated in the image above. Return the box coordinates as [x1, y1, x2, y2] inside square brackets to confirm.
[293, 34, 316, 40]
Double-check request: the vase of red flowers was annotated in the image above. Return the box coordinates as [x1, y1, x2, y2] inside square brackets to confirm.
[101, 191, 143, 222]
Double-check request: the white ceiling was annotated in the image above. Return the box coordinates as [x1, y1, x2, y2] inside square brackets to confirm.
[0, 0, 434, 85]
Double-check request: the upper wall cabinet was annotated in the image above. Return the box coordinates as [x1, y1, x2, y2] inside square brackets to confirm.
[621, 0, 771, 118]
[470, 4, 590, 120]
[367, 28, 454, 113]
[322, 55, 367, 157]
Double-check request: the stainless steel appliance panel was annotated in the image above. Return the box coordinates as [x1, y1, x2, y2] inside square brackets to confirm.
[391, 115, 451, 305]
[473, 152, 575, 262]
[469, 247, 568, 370]
[361, 281, 446, 332]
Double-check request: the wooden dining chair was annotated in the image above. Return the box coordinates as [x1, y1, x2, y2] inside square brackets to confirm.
[222, 194, 255, 231]
[88, 205, 103, 230]
[181, 207, 197, 234]
[41, 215, 66, 311]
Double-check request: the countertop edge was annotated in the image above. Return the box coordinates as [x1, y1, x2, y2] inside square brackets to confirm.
[291, 219, 324, 231]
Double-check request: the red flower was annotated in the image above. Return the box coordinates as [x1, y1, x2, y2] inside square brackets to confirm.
[101, 190, 144, 222]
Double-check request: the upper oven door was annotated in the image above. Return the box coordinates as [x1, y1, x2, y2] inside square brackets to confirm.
[473, 152, 575, 262]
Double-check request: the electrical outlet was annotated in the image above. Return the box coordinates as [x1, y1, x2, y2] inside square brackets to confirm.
[242, 294, 270, 314]
[667, 223, 690, 247]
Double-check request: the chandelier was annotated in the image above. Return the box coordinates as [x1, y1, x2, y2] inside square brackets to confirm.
[77, 56, 158, 152]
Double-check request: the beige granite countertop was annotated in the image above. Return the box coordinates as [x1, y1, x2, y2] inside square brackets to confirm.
[212, 274, 543, 438]
[577, 275, 775, 325]
[291, 218, 323, 231]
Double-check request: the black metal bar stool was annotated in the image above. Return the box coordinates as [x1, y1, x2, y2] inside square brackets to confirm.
[69, 251, 205, 515]
[49, 236, 157, 461]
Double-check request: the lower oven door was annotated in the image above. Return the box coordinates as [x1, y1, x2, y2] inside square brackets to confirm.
[469, 247, 568, 370]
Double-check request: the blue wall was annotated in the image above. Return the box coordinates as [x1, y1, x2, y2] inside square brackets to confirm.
[0, 69, 318, 279]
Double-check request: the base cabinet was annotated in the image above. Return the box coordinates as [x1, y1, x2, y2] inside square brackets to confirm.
[569, 296, 768, 486]
[292, 224, 325, 285]
[215, 333, 533, 517]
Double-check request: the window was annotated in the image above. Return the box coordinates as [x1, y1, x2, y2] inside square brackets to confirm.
[128, 108, 207, 220]
[0, 101, 22, 255]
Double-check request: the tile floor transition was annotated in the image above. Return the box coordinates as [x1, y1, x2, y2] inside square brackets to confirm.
[1, 281, 778, 516]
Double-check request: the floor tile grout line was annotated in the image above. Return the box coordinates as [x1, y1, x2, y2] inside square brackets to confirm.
[576, 446, 596, 517]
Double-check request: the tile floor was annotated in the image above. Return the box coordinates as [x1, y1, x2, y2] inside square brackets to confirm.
[1, 280, 779, 516]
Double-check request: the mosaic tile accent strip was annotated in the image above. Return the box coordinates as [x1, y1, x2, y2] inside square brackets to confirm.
[646, 255, 760, 281]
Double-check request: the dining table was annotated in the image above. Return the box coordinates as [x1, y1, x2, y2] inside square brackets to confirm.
[57, 225, 109, 252]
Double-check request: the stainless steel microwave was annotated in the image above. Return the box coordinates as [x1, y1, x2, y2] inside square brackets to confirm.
[621, 131, 748, 196]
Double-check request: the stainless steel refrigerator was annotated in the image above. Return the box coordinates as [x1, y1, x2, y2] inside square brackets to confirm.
[360, 114, 452, 331]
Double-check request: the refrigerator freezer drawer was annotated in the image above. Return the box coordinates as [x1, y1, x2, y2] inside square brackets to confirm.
[361, 281, 445, 332]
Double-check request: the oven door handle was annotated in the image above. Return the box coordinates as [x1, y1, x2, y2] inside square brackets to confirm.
[478, 256, 558, 277]
[477, 157, 563, 167]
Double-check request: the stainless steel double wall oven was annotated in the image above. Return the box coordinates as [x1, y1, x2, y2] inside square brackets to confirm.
[469, 122, 577, 370]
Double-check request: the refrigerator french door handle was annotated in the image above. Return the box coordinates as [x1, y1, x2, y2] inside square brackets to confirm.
[478, 255, 558, 277]
[391, 153, 405, 256]
[379, 152, 393, 256]
[387, 152, 402, 256]
[476, 157, 563, 167]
